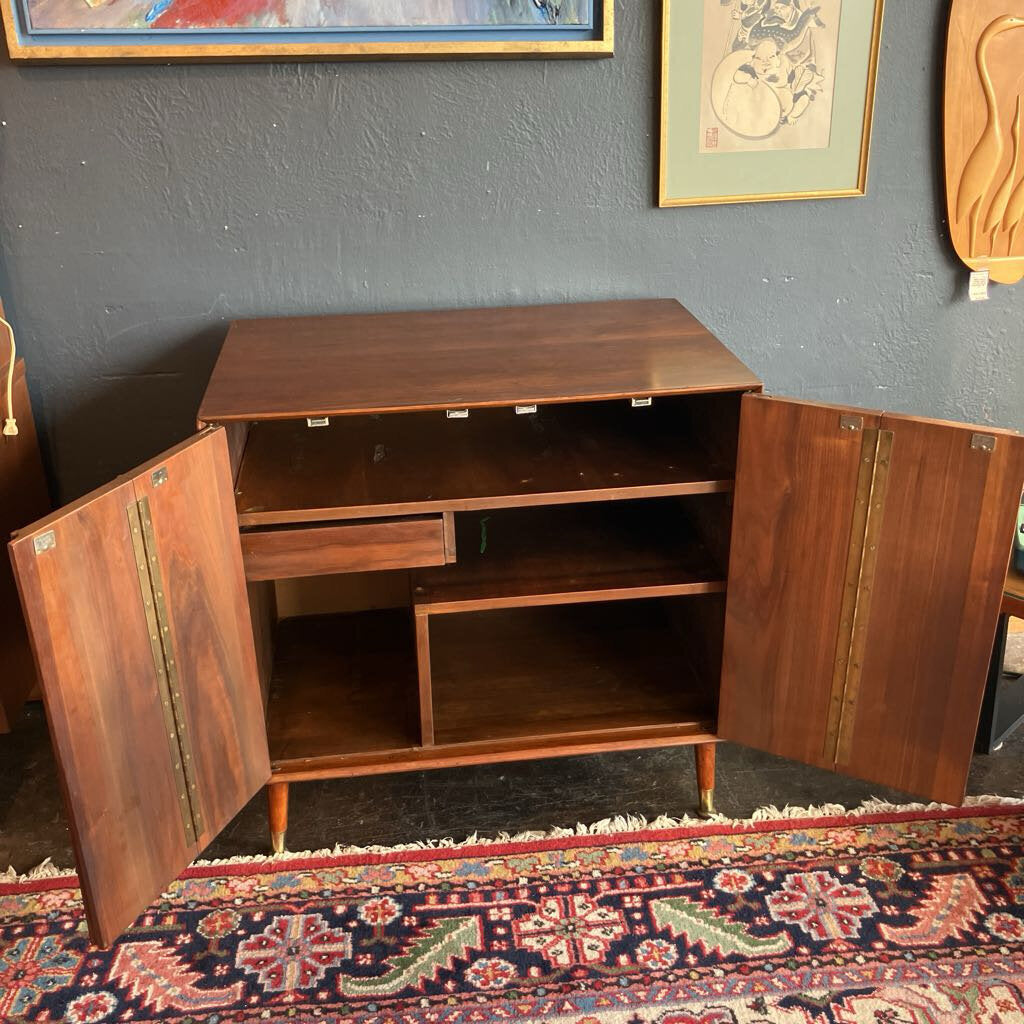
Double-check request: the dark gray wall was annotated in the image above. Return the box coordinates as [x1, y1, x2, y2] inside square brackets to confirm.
[0, 2, 1020, 502]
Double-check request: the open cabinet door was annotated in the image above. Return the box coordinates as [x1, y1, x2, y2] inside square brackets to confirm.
[718, 395, 1024, 805]
[9, 427, 270, 947]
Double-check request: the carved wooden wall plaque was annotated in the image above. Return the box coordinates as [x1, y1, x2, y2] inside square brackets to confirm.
[945, 0, 1024, 284]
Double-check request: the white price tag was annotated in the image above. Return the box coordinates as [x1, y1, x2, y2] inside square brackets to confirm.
[969, 269, 990, 302]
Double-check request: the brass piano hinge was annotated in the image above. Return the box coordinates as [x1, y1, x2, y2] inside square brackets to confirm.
[127, 496, 203, 844]
[823, 427, 895, 766]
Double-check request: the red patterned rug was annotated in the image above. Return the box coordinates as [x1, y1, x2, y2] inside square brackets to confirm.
[2, 800, 1024, 1023]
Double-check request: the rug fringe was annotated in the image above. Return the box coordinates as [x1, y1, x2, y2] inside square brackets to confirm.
[4, 794, 1022, 884]
[0, 857, 74, 883]
[747, 793, 1024, 821]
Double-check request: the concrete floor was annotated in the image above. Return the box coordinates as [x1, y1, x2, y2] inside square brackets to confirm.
[2, 661, 1022, 873]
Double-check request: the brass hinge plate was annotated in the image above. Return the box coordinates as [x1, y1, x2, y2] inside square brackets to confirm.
[823, 427, 894, 765]
[127, 496, 203, 844]
[33, 530, 56, 555]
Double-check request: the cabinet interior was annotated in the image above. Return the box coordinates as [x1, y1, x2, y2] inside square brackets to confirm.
[233, 393, 742, 525]
[235, 390, 742, 780]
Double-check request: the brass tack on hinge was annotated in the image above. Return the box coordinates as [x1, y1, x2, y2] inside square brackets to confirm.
[128, 496, 200, 845]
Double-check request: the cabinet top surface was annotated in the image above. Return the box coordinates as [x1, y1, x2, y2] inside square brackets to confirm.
[198, 299, 762, 422]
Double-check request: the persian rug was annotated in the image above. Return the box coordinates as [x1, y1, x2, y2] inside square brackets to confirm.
[2, 799, 1024, 1023]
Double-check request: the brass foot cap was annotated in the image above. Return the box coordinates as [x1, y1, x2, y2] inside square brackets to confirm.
[271, 831, 286, 855]
[698, 790, 715, 820]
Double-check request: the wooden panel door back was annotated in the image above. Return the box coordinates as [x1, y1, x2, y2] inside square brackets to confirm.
[717, 397, 881, 769]
[9, 429, 269, 947]
[719, 395, 1024, 804]
[842, 413, 1024, 802]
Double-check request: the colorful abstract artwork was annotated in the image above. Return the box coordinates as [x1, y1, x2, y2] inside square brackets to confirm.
[0, 0, 608, 61]
[25, 0, 586, 34]
[1, 802, 1024, 1022]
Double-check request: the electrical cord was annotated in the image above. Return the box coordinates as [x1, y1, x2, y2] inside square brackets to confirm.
[2, 314, 18, 436]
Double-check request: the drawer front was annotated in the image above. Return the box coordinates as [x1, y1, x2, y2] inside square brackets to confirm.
[242, 515, 452, 581]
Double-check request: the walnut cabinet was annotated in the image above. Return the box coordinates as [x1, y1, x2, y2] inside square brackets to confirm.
[7, 299, 1024, 947]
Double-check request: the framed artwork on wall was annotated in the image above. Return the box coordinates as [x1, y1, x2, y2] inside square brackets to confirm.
[0, 0, 610, 63]
[660, 0, 884, 208]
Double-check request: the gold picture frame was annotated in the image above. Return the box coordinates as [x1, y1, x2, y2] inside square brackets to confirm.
[0, 0, 612, 63]
[659, 0, 884, 208]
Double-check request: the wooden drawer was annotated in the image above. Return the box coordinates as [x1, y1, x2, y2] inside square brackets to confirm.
[241, 514, 454, 582]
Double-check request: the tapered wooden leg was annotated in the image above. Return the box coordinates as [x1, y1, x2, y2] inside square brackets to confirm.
[268, 782, 289, 854]
[694, 743, 716, 819]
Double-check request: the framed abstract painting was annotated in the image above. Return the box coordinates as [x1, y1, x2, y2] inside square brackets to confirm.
[660, 0, 884, 207]
[0, 0, 610, 62]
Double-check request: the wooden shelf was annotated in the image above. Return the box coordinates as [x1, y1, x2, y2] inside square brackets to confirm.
[266, 610, 420, 766]
[413, 499, 729, 613]
[235, 395, 739, 526]
[429, 599, 722, 747]
[265, 599, 722, 779]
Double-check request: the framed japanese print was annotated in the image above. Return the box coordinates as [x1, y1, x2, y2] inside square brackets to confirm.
[660, 0, 884, 207]
[0, 0, 610, 63]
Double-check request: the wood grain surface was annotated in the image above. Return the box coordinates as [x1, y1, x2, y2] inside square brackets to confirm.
[719, 394, 1024, 804]
[9, 429, 269, 946]
[266, 610, 421, 764]
[840, 413, 1024, 802]
[428, 599, 720, 746]
[718, 396, 880, 769]
[412, 499, 729, 614]
[241, 516, 447, 581]
[132, 430, 271, 848]
[264, 602, 720, 781]
[199, 300, 761, 422]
